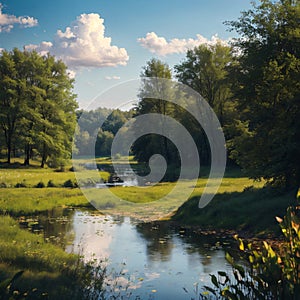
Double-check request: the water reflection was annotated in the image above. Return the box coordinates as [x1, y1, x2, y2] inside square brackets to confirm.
[23, 209, 235, 299]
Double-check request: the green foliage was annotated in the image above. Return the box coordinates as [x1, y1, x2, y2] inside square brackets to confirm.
[0, 188, 89, 216]
[47, 180, 56, 187]
[226, 0, 300, 191]
[132, 58, 181, 166]
[0, 216, 106, 299]
[95, 129, 114, 157]
[15, 180, 29, 188]
[63, 179, 78, 188]
[35, 181, 45, 188]
[0, 48, 78, 167]
[202, 206, 300, 299]
[175, 43, 235, 127]
[75, 107, 133, 157]
[172, 187, 297, 235]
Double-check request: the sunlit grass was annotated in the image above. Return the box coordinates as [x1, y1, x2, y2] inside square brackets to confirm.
[0, 168, 109, 187]
[0, 164, 264, 219]
[0, 216, 77, 271]
[0, 188, 89, 215]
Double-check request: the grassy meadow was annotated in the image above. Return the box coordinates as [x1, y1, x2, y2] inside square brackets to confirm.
[0, 157, 298, 298]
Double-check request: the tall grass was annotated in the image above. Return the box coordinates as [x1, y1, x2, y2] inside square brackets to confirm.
[172, 187, 298, 236]
[0, 216, 106, 299]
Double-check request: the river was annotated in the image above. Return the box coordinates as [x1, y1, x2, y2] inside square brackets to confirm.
[25, 208, 237, 299]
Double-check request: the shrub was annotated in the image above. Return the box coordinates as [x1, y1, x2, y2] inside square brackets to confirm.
[202, 206, 300, 299]
[63, 179, 78, 188]
[47, 180, 56, 187]
[35, 181, 45, 188]
[15, 180, 28, 188]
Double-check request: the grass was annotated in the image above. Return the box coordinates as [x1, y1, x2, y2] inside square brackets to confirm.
[0, 215, 105, 299]
[0, 166, 109, 188]
[0, 160, 298, 298]
[172, 187, 299, 237]
[0, 163, 264, 220]
[1, 160, 296, 234]
[0, 188, 89, 216]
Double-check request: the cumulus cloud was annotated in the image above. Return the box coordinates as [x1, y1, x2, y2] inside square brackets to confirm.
[25, 13, 129, 69]
[138, 32, 228, 56]
[0, 3, 38, 32]
[105, 76, 120, 80]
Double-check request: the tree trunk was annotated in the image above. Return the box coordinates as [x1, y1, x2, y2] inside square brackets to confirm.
[40, 143, 47, 168]
[7, 144, 11, 164]
[23, 144, 30, 166]
[5, 132, 11, 164]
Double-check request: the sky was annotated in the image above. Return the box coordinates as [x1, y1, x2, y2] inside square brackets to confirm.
[0, 0, 254, 109]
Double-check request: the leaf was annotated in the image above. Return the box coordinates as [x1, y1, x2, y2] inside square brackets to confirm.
[291, 221, 299, 234]
[210, 274, 219, 288]
[11, 270, 24, 283]
[233, 264, 245, 278]
[0, 270, 24, 294]
[249, 255, 254, 264]
[203, 286, 216, 295]
[238, 238, 244, 251]
[222, 289, 238, 300]
[225, 252, 234, 265]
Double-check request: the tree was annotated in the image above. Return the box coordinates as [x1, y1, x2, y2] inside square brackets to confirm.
[0, 49, 25, 163]
[95, 130, 114, 157]
[34, 56, 77, 168]
[174, 43, 234, 126]
[0, 49, 78, 167]
[227, 0, 300, 193]
[102, 109, 128, 135]
[132, 58, 179, 165]
[174, 43, 235, 164]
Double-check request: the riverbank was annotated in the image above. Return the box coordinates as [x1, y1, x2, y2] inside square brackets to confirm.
[1, 162, 298, 298]
[1, 163, 297, 236]
[0, 215, 106, 299]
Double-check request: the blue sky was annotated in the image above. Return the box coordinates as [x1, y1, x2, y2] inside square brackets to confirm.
[0, 0, 253, 109]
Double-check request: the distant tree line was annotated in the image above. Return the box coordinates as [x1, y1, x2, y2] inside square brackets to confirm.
[75, 108, 133, 157]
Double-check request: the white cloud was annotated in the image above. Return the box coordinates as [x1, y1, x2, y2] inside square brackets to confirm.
[138, 32, 228, 56]
[25, 13, 129, 69]
[0, 3, 38, 32]
[105, 76, 120, 80]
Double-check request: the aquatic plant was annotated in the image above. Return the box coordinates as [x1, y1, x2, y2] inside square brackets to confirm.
[201, 206, 300, 299]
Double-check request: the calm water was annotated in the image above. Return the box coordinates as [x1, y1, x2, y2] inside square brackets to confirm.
[24, 208, 235, 299]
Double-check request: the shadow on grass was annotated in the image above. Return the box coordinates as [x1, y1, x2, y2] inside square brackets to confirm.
[0, 161, 41, 169]
[172, 187, 299, 237]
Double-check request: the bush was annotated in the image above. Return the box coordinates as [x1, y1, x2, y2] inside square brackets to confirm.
[35, 181, 45, 188]
[202, 206, 300, 299]
[63, 179, 78, 188]
[15, 180, 28, 188]
[47, 180, 56, 187]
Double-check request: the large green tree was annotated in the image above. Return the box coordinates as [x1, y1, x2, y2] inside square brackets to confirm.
[227, 0, 300, 193]
[0, 49, 26, 163]
[0, 49, 78, 167]
[132, 58, 179, 165]
[174, 43, 234, 127]
[174, 43, 236, 164]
